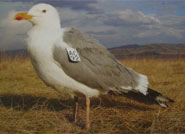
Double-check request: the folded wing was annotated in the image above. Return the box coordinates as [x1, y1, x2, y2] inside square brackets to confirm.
[53, 28, 148, 95]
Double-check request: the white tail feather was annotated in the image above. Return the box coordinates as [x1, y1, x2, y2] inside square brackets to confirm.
[135, 74, 149, 95]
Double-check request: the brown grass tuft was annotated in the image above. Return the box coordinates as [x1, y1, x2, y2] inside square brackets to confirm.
[0, 57, 185, 134]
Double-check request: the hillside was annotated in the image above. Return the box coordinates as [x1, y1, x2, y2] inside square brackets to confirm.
[0, 49, 27, 58]
[1, 44, 185, 59]
[109, 44, 185, 59]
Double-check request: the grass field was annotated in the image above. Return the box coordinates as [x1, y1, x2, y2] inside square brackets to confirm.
[0, 56, 185, 134]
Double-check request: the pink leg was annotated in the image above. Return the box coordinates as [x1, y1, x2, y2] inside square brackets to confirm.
[85, 96, 90, 131]
[73, 96, 78, 123]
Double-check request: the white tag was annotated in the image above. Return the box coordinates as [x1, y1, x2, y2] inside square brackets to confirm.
[66, 48, 81, 62]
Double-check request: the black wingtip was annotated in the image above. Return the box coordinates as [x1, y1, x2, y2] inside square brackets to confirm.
[168, 98, 174, 103]
[111, 88, 174, 108]
[155, 94, 174, 108]
[144, 88, 174, 108]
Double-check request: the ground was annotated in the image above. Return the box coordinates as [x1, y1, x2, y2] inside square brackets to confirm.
[0, 56, 185, 134]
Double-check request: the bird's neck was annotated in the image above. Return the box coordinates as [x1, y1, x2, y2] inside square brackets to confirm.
[26, 25, 63, 63]
[27, 25, 62, 50]
[33, 22, 61, 30]
[28, 24, 61, 38]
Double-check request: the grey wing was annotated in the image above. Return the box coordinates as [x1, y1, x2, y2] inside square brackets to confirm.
[53, 28, 148, 94]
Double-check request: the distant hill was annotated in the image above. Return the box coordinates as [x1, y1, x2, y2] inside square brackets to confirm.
[109, 43, 185, 59]
[108, 44, 140, 49]
[0, 49, 27, 59]
[1, 44, 185, 59]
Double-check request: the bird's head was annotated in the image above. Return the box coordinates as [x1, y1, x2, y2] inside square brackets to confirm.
[14, 3, 61, 28]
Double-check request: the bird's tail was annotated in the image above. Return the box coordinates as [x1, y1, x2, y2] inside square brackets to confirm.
[147, 88, 174, 108]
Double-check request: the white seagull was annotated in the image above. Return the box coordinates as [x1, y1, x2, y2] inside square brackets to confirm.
[14, 3, 173, 131]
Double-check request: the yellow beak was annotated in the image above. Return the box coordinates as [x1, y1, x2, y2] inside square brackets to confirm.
[14, 12, 33, 21]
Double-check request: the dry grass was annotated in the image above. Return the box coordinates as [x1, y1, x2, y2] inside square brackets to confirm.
[0, 56, 185, 134]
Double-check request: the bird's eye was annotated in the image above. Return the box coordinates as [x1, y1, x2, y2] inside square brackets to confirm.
[42, 9, 47, 13]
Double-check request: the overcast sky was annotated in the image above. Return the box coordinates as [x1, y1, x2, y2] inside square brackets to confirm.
[1, 0, 185, 50]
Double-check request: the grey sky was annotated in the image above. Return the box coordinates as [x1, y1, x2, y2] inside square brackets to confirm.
[1, 0, 185, 50]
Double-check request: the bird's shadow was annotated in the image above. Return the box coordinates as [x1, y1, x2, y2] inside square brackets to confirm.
[91, 94, 154, 111]
[0, 94, 73, 111]
[0, 93, 154, 112]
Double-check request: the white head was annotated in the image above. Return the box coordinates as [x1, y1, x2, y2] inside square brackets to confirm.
[15, 3, 61, 28]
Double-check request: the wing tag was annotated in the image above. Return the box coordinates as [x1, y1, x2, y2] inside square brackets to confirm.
[66, 48, 81, 62]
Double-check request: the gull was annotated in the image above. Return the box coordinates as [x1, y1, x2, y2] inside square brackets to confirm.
[14, 3, 173, 131]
